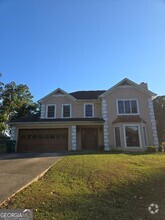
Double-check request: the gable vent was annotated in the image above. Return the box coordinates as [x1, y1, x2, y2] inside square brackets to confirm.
[119, 81, 131, 86]
[54, 90, 65, 96]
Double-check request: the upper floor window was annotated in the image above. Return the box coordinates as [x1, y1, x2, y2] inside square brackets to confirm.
[47, 105, 56, 118]
[117, 100, 138, 115]
[84, 104, 94, 117]
[62, 104, 71, 118]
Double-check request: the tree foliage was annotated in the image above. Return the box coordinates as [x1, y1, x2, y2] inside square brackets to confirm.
[0, 76, 39, 134]
[153, 96, 165, 143]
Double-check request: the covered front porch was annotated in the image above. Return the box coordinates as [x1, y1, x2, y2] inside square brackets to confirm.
[77, 125, 104, 151]
[71, 122, 104, 151]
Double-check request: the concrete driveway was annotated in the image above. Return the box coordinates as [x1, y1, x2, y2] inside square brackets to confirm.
[0, 153, 61, 205]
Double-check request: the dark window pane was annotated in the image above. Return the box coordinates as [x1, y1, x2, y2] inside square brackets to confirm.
[85, 105, 93, 117]
[63, 105, 70, 118]
[125, 101, 131, 113]
[131, 100, 138, 113]
[125, 126, 140, 147]
[118, 101, 124, 114]
[115, 127, 121, 147]
[47, 106, 55, 118]
[118, 100, 138, 114]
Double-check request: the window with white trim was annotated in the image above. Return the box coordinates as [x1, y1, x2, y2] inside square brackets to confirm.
[114, 127, 121, 147]
[62, 104, 71, 118]
[85, 104, 93, 117]
[117, 100, 138, 114]
[47, 105, 55, 118]
[124, 125, 140, 147]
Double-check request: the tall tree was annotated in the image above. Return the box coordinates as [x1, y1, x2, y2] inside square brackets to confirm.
[153, 96, 165, 143]
[0, 80, 39, 134]
[0, 74, 5, 133]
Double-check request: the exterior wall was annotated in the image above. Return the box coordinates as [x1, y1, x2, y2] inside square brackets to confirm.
[41, 96, 102, 119]
[101, 99, 109, 150]
[71, 125, 77, 150]
[40, 104, 45, 119]
[12, 82, 158, 152]
[98, 127, 104, 147]
[13, 122, 104, 152]
[104, 86, 155, 149]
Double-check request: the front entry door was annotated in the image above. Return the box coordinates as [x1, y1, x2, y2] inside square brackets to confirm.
[81, 128, 98, 150]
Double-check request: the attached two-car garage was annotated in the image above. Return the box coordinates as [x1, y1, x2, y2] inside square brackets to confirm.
[17, 129, 68, 152]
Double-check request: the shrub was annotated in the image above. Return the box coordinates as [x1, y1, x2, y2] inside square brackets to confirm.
[146, 146, 157, 153]
[110, 149, 124, 154]
[98, 145, 105, 151]
[158, 145, 165, 152]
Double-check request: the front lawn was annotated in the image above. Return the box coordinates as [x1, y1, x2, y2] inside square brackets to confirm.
[2, 153, 165, 219]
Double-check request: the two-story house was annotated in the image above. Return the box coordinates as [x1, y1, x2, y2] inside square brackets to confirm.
[10, 78, 159, 152]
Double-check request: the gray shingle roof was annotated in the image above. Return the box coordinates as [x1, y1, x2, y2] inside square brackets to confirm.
[10, 114, 104, 123]
[70, 90, 106, 100]
[112, 116, 146, 124]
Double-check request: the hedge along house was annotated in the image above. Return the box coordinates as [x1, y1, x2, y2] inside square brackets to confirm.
[10, 78, 159, 153]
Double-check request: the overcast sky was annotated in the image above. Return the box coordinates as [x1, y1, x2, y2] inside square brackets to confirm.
[0, 0, 165, 101]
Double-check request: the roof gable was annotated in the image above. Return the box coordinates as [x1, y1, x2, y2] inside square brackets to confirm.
[119, 80, 132, 86]
[99, 78, 156, 98]
[38, 88, 76, 102]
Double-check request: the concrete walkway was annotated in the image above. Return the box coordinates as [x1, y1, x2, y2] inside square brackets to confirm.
[0, 153, 61, 205]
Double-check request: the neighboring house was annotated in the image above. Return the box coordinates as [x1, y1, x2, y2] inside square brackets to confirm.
[10, 78, 159, 152]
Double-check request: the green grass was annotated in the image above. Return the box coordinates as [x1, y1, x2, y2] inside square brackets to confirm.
[2, 153, 165, 220]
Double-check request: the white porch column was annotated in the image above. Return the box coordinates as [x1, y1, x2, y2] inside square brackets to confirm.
[102, 98, 110, 151]
[10, 126, 16, 141]
[148, 98, 159, 146]
[71, 125, 77, 151]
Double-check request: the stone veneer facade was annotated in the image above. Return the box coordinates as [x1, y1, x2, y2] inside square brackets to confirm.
[102, 98, 109, 151]
[41, 104, 46, 119]
[71, 125, 77, 151]
[10, 126, 16, 141]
